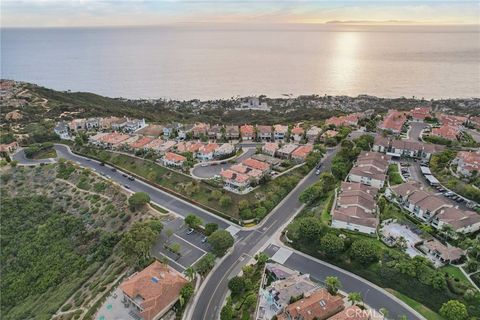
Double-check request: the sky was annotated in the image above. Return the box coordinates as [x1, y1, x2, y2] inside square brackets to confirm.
[1, 0, 479, 27]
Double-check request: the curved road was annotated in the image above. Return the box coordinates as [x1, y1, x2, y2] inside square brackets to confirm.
[12, 148, 56, 165]
[191, 147, 256, 179]
[17, 144, 422, 320]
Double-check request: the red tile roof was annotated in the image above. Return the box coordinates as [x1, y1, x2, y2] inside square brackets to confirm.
[279, 288, 344, 320]
[130, 136, 154, 149]
[291, 126, 304, 135]
[379, 110, 407, 133]
[242, 158, 270, 171]
[291, 145, 313, 159]
[431, 125, 459, 140]
[240, 124, 255, 135]
[120, 261, 188, 320]
[411, 107, 431, 120]
[164, 152, 186, 162]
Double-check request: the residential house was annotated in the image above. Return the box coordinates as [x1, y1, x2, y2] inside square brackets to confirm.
[192, 123, 210, 138]
[220, 169, 250, 192]
[411, 107, 431, 122]
[240, 124, 255, 141]
[291, 126, 304, 143]
[453, 151, 480, 177]
[432, 207, 480, 234]
[321, 130, 338, 140]
[110, 117, 129, 131]
[378, 110, 407, 134]
[431, 125, 460, 141]
[242, 158, 271, 174]
[276, 143, 298, 159]
[54, 122, 72, 140]
[277, 288, 344, 320]
[262, 142, 279, 157]
[119, 261, 188, 320]
[214, 143, 235, 158]
[85, 117, 101, 130]
[225, 125, 240, 140]
[291, 145, 313, 162]
[306, 126, 321, 143]
[329, 306, 370, 320]
[273, 124, 288, 141]
[100, 116, 122, 130]
[438, 113, 467, 127]
[231, 163, 263, 181]
[136, 124, 164, 137]
[423, 239, 465, 264]
[385, 181, 423, 204]
[0, 141, 19, 156]
[129, 136, 154, 150]
[163, 152, 187, 167]
[177, 124, 194, 140]
[256, 125, 273, 141]
[263, 273, 319, 313]
[372, 136, 390, 153]
[265, 263, 300, 281]
[404, 190, 452, 221]
[197, 143, 219, 161]
[237, 96, 270, 111]
[89, 132, 130, 149]
[124, 118, 146, 133]
[325, 114, 359, 127]
[69, 118, 86, 132]
[348, 165, 386, 189]
[208, 125, 223, 140]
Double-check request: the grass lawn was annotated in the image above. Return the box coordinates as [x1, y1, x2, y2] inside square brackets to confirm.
[31, 147, 57, 159]
[386, 289, 444, 320]
[440, 265, 470, 284]
[388, 164, 403, 186]
[74, 146, 306, 222]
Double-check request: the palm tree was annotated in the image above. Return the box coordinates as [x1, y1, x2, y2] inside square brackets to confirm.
[185, 267, 196, 282]
[348, 292, 362, 306]
[325, 276, 342, 295]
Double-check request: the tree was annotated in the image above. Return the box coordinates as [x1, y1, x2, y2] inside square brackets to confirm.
[128, 192, 150, 210]
[205, 223, 219, 236]
[439, 300, 468, 320]
[255, 252, 269, 265]
[185, 267, 196, 281]
[228, 276, 245, 295]
[120, 219, 163, 268]
[298, 217, 325, 243]
[354, 134, 374, 151]
[219, 195, 232, 208]
[185, 214, 203, 229]
[208, 230, 234, 256]
[325, 276, 341, 295]
[348, 292, 362, 306]
[464, 260, 479, 273]
[180, 282, 194, 306]
[169, 242, 182, 256]
[238, 200, 250, 211]
[220, 298, 234, 320]
[165, 228, 174, 242]
[195, 253, 216, 275]
[350, 239, 379, 265]
[320, 233, 345, 257]
[331, 161, 350, 180]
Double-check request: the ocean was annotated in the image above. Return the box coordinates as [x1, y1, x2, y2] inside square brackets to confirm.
[1, 24, 479, 100]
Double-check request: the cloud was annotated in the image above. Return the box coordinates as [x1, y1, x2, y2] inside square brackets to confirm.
[1, 0, 479, 27]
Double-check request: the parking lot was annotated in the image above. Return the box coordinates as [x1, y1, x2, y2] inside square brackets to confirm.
[151, 217, 211, 272]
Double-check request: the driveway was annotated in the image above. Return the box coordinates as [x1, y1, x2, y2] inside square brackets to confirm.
[191, 147, 256, 179]
[407, 122, 429, 141]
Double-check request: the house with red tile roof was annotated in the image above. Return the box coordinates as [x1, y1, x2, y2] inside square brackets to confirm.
[240, 124, 255, 141]
[197, 143, 219, 161]
[453, 151, 480, 177]
[119, 261, 188, 320]
[242, 158, 271, 173]
[162, 152, 187, 167]
[431, 124, 460, 140]
[291, 126, 305, 142]
[220, 169, 250, 192]
[129, 136, 154, 149]
[192, 123, 210, 138]
[321, 130, 338, 140]
[277, 288, 344, 320]
[438, 113, 468, 127]
[378, 110, 407, 134]
[325, 114, 359, 127]
[329, 306, 369, 320]
[411, 107, 431, 122]
[90, 132, 130, 148]
[0, 141, 19, 156]
[291, 145, 313, 162]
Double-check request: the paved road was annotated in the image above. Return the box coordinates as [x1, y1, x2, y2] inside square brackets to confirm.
[190, 149, 339, 320]
[22, 144, 422, 319]
[53, 144, 232, 229]
[191, 148, 256, 178]
[407, 122, 429, 141]
[12, 148, 56, 165]
[264, 244, 420, 319]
